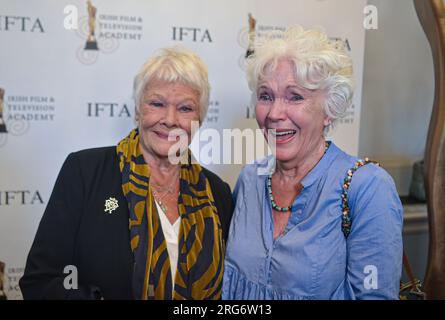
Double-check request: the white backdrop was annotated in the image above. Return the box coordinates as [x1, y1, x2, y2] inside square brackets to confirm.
[0, 0, 367, 299]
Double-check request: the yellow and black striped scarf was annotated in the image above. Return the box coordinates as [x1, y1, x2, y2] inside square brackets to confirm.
[116, 129, 224, 300]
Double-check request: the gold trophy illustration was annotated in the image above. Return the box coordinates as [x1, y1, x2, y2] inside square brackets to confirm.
[0, 261, 6, 300]
[245, 13, 256, 58]
[85, 0, 99, 50]
[0, 88, 7, 133]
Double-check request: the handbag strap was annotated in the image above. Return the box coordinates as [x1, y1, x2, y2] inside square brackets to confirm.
[402, 251, 418, 286]
[341, 159, 420, 291]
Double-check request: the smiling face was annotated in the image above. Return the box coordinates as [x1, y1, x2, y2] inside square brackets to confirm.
[136, 80, 200, 161]
[255, 58, 330, 164]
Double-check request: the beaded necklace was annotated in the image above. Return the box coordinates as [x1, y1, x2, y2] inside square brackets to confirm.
[267, 141, 330, 212]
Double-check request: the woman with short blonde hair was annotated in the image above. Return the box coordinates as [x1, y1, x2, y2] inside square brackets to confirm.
[21, 46, 234, 300]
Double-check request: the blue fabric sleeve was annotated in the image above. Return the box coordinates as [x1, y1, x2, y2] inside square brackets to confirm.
[345, 165, 403, 300]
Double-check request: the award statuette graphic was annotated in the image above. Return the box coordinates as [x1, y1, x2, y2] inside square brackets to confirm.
[245, 13, 256, 58]
[85, 0, 99, 50]
[0, 88, 7, 133]
[0, 261, 6, 300]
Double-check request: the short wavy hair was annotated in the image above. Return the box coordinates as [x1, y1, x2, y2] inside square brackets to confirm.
[246, 25, 354, 132]
[133, 46, 210, 122]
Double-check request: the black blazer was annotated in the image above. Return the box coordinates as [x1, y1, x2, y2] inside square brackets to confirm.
[19, 147, 234, 300]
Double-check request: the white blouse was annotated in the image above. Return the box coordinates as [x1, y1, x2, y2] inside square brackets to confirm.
[155, 200, 180, 290]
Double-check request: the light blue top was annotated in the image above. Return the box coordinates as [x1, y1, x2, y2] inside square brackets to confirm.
[222, 142, 403, 300]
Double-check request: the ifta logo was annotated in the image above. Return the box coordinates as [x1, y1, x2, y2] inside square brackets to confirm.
[0, 87, 30, 148]
[76, 0, 143, 65]
[0, 88, 8, 134]
[0, 87, 56, 148]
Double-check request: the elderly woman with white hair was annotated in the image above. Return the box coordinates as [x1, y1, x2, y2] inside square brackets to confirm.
[222, 26, 403, 300]
[20, 46, 234, 300]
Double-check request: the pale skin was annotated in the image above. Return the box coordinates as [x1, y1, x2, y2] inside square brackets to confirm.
[136, 80, 200, 225]
[255, 58, 331, 239]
